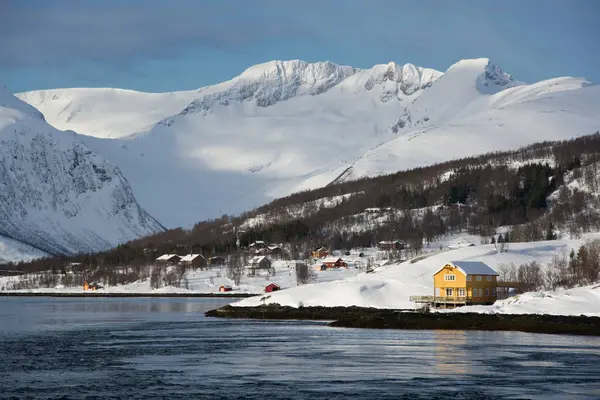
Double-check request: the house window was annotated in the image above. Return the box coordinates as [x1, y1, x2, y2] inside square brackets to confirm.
[486, 276, 492, 281]
[446, 288, 453, 296]
[444, 274, 456, 281]
[485, 288, 489, 296]
[472, 289, 478, 297]
[466, 276, 472, 281]
[476, 275, 482, 281]
[458, 288, 466, 297]
[479, 289, 483, 297]
[492, 288, 496, 296]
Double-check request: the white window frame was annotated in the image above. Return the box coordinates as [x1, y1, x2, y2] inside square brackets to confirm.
[458, 288, 466, 297]
[446, 288, 453, 296]
[476, 275, 482, 281]
[444, 274, 456, 281]
[479, 289, 483, 297]
[486, 276, 492, 281]
[492, 288, 496, 296]
[466, 276, 472, 281]
[485, 288, 489, 296]
[472, 288, 478, 297]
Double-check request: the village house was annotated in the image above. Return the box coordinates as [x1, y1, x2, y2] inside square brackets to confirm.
[378, 240, 406, 251]
[410, 261, 498, 308]
[248, 240, 267, 249]
[245, 256, 272, 275]
[179, 254, 207, 268]
[208, 256, 226, 266]
[265, 283, 281, 293]
[318, 257, 348, 270]
[219, 285, 233, 292]
[155, 254, 181, 265]
[311, 246, 330, 259]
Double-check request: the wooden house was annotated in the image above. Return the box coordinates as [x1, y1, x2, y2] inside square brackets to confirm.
[219, 285, 233, 292]
[155, 254, 181, 265]
[245, 256, 272, 275]
[320, 257, 348, 269]
[208, 256, 226, 266]
[378, 240, 406, 251]
[265, 283, 281, 293]
[411, 261, 498, 308]
[248, 240, 267, 249]
[311, 246, 330, 259]
[179, 254, 207, 268]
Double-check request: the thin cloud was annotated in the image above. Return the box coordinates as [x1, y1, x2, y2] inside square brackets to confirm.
[0, 0, 305, 68]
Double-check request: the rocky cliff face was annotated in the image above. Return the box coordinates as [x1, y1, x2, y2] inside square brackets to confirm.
[0, 85, 164, 255]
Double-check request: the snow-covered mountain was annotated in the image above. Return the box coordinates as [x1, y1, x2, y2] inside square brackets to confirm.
[0, 85, 164, 256]
[17, 58, 600, 229]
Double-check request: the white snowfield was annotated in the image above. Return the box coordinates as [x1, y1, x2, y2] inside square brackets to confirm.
[17, 58, 600, 228]
[0, 235, 47, 264]
[235, 234, 600, 316]
[0, 85, 164, 256]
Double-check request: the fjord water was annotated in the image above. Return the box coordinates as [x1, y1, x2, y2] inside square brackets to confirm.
[1, 298, 599, 399]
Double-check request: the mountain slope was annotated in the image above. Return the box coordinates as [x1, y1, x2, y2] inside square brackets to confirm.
[0, 85, 165, 255]
[18, 59, 600, 229]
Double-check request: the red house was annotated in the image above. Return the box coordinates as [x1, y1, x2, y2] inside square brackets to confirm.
[219, 285, 233, 292]
[321, 257, 348, 269]
[265, 283, 281, 293]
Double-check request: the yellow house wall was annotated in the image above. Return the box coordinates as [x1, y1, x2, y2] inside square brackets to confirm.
[433, 264, 498, 305]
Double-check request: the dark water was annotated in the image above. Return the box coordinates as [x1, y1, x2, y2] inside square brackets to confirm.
[1, 298, 600, 399]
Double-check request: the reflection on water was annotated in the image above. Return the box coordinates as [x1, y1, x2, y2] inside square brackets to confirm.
[1, 298, 600, 399]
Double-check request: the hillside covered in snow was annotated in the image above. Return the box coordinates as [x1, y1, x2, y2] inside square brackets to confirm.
[0, 85, 164, 256]
[18, 58, 600, 228]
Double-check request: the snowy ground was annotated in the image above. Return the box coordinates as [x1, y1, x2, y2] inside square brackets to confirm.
[235, 233, 600, 316]
[0, 257, 369, 295]
[0, 235, 47, 264]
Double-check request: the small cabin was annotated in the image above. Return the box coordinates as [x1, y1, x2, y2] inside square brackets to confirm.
[179, 254, 207, 268]
[83, 281, 103, 291]
[321, 257, 348, 269]
[219, 285, 233, 292]
[156, 254, 181, 265]
[208, 256, 226, 266]
[311, 246, 330, 259]
[265, 283, 281, 293]
[378, 240, 406, 251]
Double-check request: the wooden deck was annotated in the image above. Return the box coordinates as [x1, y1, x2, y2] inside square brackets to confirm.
[410, 295, 469, 306]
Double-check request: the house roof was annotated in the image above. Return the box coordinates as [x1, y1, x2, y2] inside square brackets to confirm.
[434, 261, 498, 276]
[156, 254, 180, 261]
[219, 284, 232, 289]
[266, 283, 280, 288]
[180, 254, 205, 262]
[251, 255, 269, 264]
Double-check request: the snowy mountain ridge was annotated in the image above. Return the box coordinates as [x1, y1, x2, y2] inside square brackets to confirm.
[16, 58, 600, 230]
[0, 86, 165, 256]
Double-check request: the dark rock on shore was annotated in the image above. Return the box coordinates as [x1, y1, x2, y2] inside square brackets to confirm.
[205, 304, 600, 336]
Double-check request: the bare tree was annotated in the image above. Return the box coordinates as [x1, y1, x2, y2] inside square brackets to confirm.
[295, 262, 315, 285]
[227, 252, 244, 286]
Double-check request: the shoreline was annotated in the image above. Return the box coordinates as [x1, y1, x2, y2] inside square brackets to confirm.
[205, 305, 600, 336]
[0, 292, 258, 298]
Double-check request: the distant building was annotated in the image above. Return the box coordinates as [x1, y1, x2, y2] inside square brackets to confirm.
[219, 285, 233, 292]
[179, 254, 207, 268]
[245, 256, 272, 275]
[378, 240, 406, 251]
[320, 257, 348, 269]
[156, 254, 181, 265]
[208, 256, 226, 266]
[248, 240, 267, 249]
[265, 283, 281, 293]
[311, 246, 329, 259]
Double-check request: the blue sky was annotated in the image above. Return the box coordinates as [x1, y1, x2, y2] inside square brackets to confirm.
[2, 0, 599, 93]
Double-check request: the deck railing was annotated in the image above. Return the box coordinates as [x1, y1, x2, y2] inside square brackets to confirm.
[409, 295, 470, 304]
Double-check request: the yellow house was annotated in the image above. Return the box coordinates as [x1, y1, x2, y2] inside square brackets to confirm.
[433, 261, 498, 307]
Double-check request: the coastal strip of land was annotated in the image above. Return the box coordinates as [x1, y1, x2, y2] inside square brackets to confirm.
[0, 292, 258, 298]
[205, 305, 600, 336]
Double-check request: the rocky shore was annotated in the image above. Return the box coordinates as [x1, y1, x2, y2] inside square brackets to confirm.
[205, 304, 600, 336]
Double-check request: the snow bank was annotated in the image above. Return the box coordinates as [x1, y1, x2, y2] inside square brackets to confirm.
[234, 235, 598, 315]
